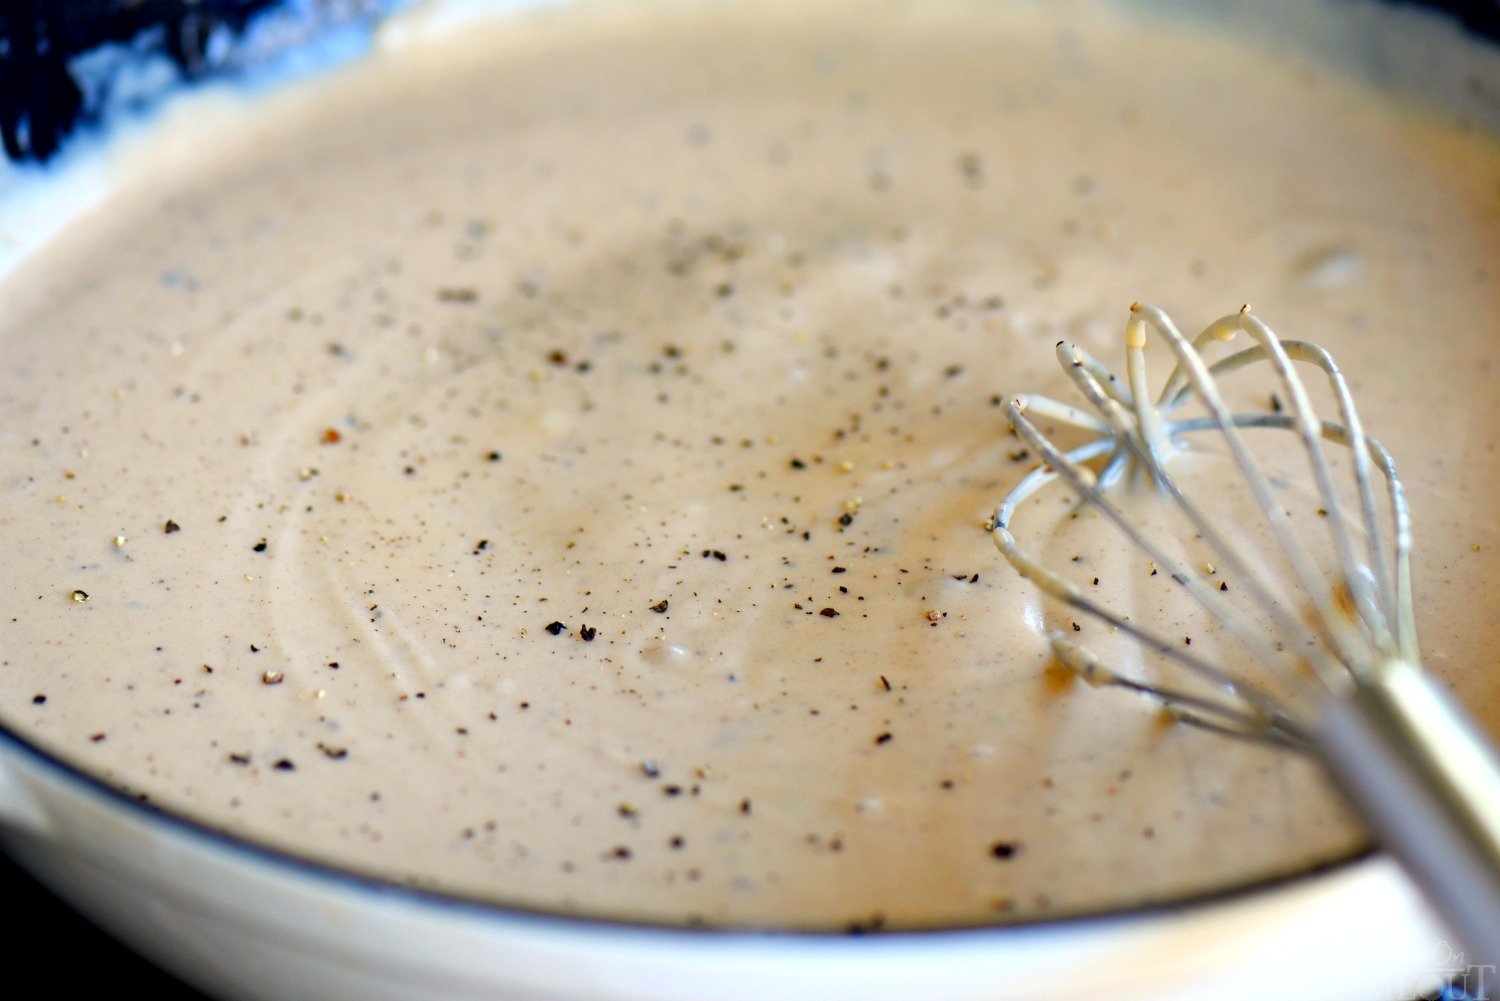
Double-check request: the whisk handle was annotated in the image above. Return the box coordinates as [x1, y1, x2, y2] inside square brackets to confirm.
[1318, 660, 1500, 970]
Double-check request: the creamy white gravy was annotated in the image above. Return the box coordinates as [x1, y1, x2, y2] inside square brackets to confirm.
[1, 1, 1497, 929]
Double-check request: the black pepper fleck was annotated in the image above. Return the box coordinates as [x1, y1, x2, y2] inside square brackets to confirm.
[990, 841, 1019, 860]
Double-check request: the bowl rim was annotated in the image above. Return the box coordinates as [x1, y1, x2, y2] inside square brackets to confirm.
[0, 716, 1376, 937]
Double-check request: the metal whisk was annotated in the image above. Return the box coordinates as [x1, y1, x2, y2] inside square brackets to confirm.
[991, 302, 1500, 965]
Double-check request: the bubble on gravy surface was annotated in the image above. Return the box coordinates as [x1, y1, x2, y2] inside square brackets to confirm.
[1, 0, 1497, 930]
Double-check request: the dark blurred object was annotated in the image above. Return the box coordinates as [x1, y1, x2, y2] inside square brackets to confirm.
[1, 0, 274, 161]
[0, 850, 211, 999]
[1398, 0, 1500, 40]
[0, 0, 392, 163]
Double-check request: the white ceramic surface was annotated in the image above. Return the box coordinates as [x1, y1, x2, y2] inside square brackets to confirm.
[0, 727, 1457, 1000]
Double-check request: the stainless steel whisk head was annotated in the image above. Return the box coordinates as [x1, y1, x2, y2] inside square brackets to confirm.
[990, 301, 1412, 747]
[991, 301, 1500, 965]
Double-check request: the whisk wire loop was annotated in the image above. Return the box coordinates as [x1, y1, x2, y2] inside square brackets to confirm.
[1231, 314, 1390, 663]
[1160, 339, 1415, 662]
[1047, 634, 1312, 749]
[1128, 304, 1360, 687]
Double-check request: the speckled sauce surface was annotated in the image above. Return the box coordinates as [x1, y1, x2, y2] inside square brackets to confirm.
[1, 1, 1497, 930]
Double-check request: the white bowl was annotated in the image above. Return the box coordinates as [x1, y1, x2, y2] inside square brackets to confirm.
[0, 2, 1493, 998]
